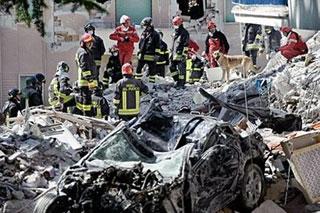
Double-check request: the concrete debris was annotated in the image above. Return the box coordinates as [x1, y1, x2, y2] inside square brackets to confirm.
[0, 109, 115, 210]
[253, 200, 286, 213]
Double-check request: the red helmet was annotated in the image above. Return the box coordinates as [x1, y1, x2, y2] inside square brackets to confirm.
[207, 21, 217, 30]
[81, 33, 93, 43]
[172, 16, 183, 26]
[280, 26, 291, 33]
[122, 63, 133, 75]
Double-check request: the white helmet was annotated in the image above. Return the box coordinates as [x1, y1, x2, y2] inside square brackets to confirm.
[120, 15, 130, 24]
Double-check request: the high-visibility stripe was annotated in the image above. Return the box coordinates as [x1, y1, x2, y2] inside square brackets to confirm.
[193, 68, 201, 71]
[186, 59, 192, 83]
[159, 50, 170, 54]
[118, 90, 140, 116]
[92, 101, 102, 118]
[113, 99, 120, 104]
[135, 73, 143, 80]
[173, 54, 183, 60]
[76, 103, 91, 111]
[82, 70, 91, 77]
[88, 80, 98, 89]
[156, 61, 167, 65]
[78, 80, 89, 87]
[171, 71, 178, 76]
[155, 49, 161, 54]
[179, 75, 185, 80]
[94, 60, 101, 65]
[143, 55, 155, 61]
[149, 75, 156, 83]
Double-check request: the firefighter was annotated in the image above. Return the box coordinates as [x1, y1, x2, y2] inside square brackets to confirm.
[264, 26, 282, 60]
[186, 42, 204, 84]
[2, 88, 22, 118]
[279, 26, 308, 60]
[75, 33, 97, 91]
[91, 85, 110, 120]
[242, 24, 264, 67]
[113, 63, 148, 121]
[136, 17, 161, 83]
[155, 29, 170, 77]
[21, 76, 42, 108]
[73, 87, 94, 117]
[34, 73, 46, 105]
[170, 16, 190, 88]
[49, 61, 74, 112]
[205, 21, 229, 68]
[84, 23, 106, 81]
[109, 15, 139, 65]
[103, 45, 122, 88]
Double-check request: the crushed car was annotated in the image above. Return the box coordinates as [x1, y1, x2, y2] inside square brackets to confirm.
[33, 101, 269, 213]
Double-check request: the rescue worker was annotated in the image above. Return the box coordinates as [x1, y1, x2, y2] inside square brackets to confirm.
[109, 15, 139, 65]
[91, 85, 110, 120]
[242, 24, 264, 67]
[204, 21, 229, 68]
[75, 33, 97, 91]
[103, 45, 122, 88]
[155, 29, 170, 77]
[186, 40, 204, 84]
[136, 17, 161, 83]
[170, 16, 190, 88]
[2, 88, 22, 118]
[264, 26, 281, 60]
[84, 23, 106, 81]
[34, 73, 46, 105]
[113, 63, 148, 121]
[48, 61, 74, 112]
[279, 26, 308, 60]
[21, 76, 42, 108]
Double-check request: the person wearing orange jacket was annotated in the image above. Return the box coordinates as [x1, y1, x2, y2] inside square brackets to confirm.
[279, 26, 308, 60]
[109, 15, 139, 65]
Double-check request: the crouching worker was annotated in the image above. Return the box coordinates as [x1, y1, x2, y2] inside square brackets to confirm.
[91, 85, 110, 120]
[186, 53, 205, 84]
[113, 63, 148, 121]
[103, 45, 122, 88]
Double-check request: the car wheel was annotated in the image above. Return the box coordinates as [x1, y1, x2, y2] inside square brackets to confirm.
[238, 163, 265, 210]
[33, 190, 69, 213]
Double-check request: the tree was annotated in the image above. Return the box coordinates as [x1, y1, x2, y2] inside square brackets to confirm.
[0, 0, 109, 36]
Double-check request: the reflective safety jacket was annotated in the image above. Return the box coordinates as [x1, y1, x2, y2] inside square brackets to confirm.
[48, 76, 73, 107]
[91, 34, 106, 66]
[138, 27, 161, 61]
[186, 57, 204, 83]
[171, 25, 190, 61]
[75, 47, 96, 88]
[243, 24, 263, 51]
[156, 40, 170, 66]
[92, 94, 110, 119]
[113, 76, 148, 116]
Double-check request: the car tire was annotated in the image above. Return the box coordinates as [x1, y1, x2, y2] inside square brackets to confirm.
[33, 190, 68, 213]
[237, 163, 265, 211]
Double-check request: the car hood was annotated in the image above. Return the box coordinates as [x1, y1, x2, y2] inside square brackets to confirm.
[85, 143, 193, 180]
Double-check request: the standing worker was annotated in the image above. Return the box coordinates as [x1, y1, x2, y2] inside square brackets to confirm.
[155, 29, 170, 77]
[1, 88, 22, 118]
[135, 17, 161, 82]
[21, 77, 43, 108]
[75, 33, 97, 91]
[242, 24, 264, 68]
[84, 23, 106, 81]
[113, 63, 148, 121]
[109, 15, 139, 65]
[170, 16, 190, 89]
[204, 21, 229, 68]
[264, 26, 281, 60]
[103, 45, 122, 88]
[34, 73, 46, 105]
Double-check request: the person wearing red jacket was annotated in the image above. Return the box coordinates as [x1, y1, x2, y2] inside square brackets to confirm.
[279, 26, 308, 60]
[109, 15, 139, 65]
[205, 21, 229, 68]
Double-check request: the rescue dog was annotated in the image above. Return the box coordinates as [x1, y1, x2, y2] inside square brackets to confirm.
[213, 50, 259, 82]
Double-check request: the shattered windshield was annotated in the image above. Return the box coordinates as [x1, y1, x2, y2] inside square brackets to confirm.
[88, 132, 151, 162]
